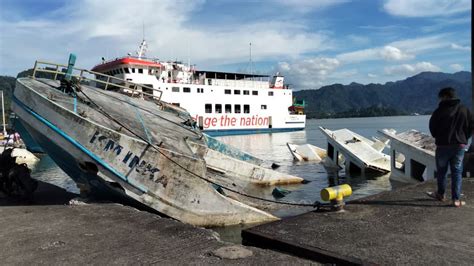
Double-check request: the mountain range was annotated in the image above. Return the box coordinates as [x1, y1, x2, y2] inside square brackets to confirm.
[294, 71, 472, 118]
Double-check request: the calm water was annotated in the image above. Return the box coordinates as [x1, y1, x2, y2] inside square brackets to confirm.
[31, 115, 430, 237]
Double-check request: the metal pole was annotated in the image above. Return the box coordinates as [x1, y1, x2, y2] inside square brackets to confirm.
[471, 7, 473, 113]
[1, 91, 7, 136]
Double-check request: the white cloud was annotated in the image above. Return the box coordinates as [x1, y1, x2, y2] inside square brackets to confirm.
[277, 57, 340, 88]
[450, 64, 463, 71]
[367, 73, 377, 78]
[0, 0, 334, 75]
[383, 0, 471, 17]
[384, 61, 440, 75]
[380, 46, 413, 61]
[388, 35, 450, 53]
[450, 43, 471, 51]
[337, 45, 413, 63]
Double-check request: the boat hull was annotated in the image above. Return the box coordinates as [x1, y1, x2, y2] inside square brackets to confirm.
[12, 78, 278, 227]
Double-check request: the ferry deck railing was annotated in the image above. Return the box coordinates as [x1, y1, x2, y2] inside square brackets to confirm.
[31, 60, 163, 103]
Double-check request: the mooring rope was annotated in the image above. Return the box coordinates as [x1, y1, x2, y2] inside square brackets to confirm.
[75, 86, 321, 208]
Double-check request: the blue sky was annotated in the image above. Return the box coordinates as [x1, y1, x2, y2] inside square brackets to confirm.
[0, 0, 471, 90]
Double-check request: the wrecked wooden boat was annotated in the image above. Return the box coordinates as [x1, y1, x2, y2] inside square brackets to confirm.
[12, 59, 304, 227]
[319, 127, 391, 175]
[379, 129, 436, 182]
[286, 143, 327, 162]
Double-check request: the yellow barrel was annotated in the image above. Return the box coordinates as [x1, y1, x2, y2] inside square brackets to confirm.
[320, 184, 352, 201]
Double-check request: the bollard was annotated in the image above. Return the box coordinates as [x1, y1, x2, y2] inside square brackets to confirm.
[320, 184, 352, 211]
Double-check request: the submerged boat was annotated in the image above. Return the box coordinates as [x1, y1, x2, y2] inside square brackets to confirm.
[286, 143, 327, 162]
[319, 127, 391, 174]
[379, 129, 436, 182]
[12, 58, 304, 226]
[90, 40, 306, 136]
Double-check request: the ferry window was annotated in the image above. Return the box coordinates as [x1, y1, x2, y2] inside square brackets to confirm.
[215, 104, 222, 113]
[252, 91, 258, 96]
[132, 68, 136, 73]
[119, 68, 124, 74]
[225, 104, 232, 113]
[234, 104, 241, 114]
[138, 68, 143, 74]
[243, 90, 249, 95]
[224, 89, 231, 94]
[124, 68, 130, 74]
[197, 88, 204, 93]
[234, 90, 241, 95]
[183, 87, 191, 93]
[205, 104, 212, 113]
[261, 105, 267, 110]
[172, 87, 180, 92]
[172, 103, 180, 107]
[268, 91, 274, 96]
[244, 105, 250, 113]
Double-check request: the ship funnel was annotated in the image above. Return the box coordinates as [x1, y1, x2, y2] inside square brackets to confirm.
[270, 73, 284, 89]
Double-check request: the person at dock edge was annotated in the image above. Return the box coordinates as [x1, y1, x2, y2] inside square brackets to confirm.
[429, 87, 473, 207]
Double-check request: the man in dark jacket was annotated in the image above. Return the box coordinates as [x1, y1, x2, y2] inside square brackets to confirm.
[429, 87, 473, 207]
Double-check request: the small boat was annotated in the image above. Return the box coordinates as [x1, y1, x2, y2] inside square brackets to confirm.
[286, 143, 327, 162]
[0, 146, 39, 169]
[319, 127, 391, 174]
[12, 58, 304, 227]
[0, 92, 39, 169]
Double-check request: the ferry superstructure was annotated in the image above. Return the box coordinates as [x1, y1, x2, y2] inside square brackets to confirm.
[91, 40, 306, 135]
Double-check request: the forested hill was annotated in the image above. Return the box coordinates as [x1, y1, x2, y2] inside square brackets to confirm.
[0, 75, 16, 119]
[294, 71, 472, 119]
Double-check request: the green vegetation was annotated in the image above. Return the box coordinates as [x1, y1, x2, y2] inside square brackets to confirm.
[0, 75, 16, 121]
[295, 71, 472, 119]
[306, 105, 408, 119]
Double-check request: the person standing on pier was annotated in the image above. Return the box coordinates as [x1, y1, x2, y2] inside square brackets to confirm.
[428, 87, 473, 207]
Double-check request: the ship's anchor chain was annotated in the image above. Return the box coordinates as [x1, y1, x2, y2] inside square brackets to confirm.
[77, 88, 326, 209]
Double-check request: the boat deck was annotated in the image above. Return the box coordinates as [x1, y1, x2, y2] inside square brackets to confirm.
[19, 78, 202, 157]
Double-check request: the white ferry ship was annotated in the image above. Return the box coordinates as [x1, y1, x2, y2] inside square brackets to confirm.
[91, 40, 306, 136]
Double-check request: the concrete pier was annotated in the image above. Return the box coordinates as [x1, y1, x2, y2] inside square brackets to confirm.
[243, 179, 474, 265]
[0, 181, 315, 264]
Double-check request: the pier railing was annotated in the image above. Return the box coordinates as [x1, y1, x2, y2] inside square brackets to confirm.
[31, 61, 163, 102]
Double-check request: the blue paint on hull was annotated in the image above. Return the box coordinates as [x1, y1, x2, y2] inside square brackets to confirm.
[204, 127, 305, 137]
[11, 116, 44, 153]
[12, 96, 147, 205]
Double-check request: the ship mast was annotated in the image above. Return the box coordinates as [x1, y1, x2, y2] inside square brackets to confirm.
[137, 23, 148, 59]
